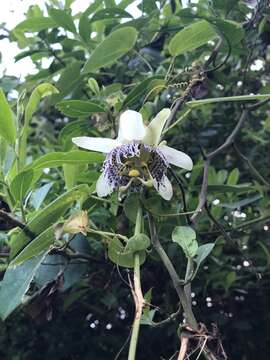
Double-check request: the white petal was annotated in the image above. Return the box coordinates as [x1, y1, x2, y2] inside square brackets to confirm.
[72, 137, 119, 153]
[158, 145, 193, 170]
[96, 173, 114, 197]
[117, 110, 146, 142]
[152, 175, 173, 201]
[144, 108, 171, 146]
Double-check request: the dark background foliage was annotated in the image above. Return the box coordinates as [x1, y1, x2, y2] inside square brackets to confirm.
[0, 0, 270, 359]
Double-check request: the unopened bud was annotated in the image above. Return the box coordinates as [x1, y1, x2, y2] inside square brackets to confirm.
[63, 210, 89, 236]
[88, 77, 99, 95]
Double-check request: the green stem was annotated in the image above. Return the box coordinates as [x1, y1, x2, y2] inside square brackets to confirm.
[162, 109, 192, 135]
[128, 206, 144, 360]
[147, 213, 198, 329]
[184, 258, 194, 300]
[87, 228, 128, 242]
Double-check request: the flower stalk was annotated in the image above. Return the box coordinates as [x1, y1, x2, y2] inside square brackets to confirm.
[128, 205, 144, 360]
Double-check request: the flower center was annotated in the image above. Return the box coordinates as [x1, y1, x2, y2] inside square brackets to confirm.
[102, 141, 168, 193]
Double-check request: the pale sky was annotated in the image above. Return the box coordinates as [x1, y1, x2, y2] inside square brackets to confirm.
[0, 0, 261, 81]
[0, 0, 141, 79]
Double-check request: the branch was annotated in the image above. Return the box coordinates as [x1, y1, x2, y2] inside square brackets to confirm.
[147, 212, 198, 330]
[0, 209, 25, 229]
[150, 305, 181, 327]
[169, 168, 191, 225]
[191, 98, 270, 224]
[233, 143, 270, 187]
[147, 213, 218, 360]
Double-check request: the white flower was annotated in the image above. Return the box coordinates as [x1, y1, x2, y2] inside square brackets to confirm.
[72, 109, 192, 200]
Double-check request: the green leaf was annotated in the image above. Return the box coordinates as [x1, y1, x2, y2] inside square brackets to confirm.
[123, 194, 140, 223]
[205, 184, 255, 194]
[51, 61, 82, 104]
[125, 234, 150, 254]
[10, 184, 90, 258]
[122, 75, 163, 108]
[48, 8, 77, 33]
[11, 226, 55, 266]
[211, 19, 244, 45]
[141, 309, 157, 325]
[82, 27, 138, 74]
[0, 89, 16, 145]
[172, 226, 198, 258]
[14, 17, 56, 32]
[30, 183, 53, 210]
[90, 8, 133, 23]
[99, 83, 122, 97]
[59, 119, 91, 151]
[35, 234, 89, 291]
[195, 243, 215, 269]
[56, 100, 106, 117]
[0, 254, 47, 320]
[187, 94, 270, 107]
[19, 83, 59, 168]
[25, 83, 59, 126]
[10, 170, 34, 203]
[108, 237, 146, 268]
[79, 0, 103, 41]
[25, 151, 104, 171]
[63, 164, 78, 190]
[168, 20, 217, 56]
[219, 194, 262, 210]
[227, 168, 240, 186]
[76, 171, 100, 184]
[15, 49, 50, 63]
[88, 78, 100, 95]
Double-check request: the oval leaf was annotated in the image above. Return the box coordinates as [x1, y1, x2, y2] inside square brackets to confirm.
[122, 75, 163, 108]
[82, 27, 138, 74]
[172, 226, 198, 258]
[0, 89, 16, 145]
[25, 83, 59, 126]
[108, 237, 145, 268]
[11, 226, 55, 266]
[195, 243, 215, 268]
[90, 8, 133, 23]
[14, 17, 56, 32]
[10, 170, 34, 203]
[10, 184, 90, 258]
[56, 100, 106, 117]
[169, 20, 217, 56]
[125, 234, 150, 253]
[24, 150, 104, 171]
[48, 8, 76, 33]
[0, 254, 47, 320]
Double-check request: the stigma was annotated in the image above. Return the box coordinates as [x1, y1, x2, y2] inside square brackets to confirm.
[128, 169, 140, 177]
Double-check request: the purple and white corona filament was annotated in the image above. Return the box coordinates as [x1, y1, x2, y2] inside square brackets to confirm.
[72, 109, 193, 200]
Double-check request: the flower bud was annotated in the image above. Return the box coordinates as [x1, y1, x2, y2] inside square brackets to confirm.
[63, 210, 89, 236]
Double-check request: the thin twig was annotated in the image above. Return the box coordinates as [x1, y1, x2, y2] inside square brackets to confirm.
[191, 98, 270, 224]
[147, 212, 198, 329]
[150, 305, 181, 327]
[147, 213, 219, 360]
[169, 168, 192, 225]
[233, 143, 270, 187]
